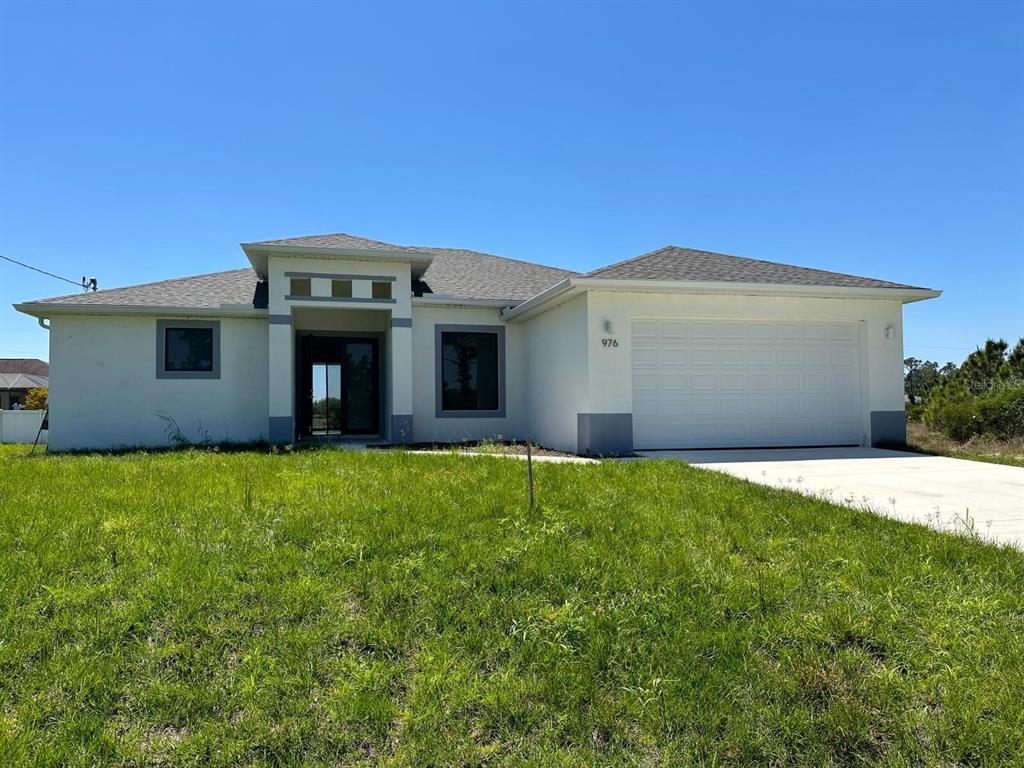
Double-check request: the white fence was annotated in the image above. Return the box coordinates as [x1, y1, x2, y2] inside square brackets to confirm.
[0, 410, 46, 444]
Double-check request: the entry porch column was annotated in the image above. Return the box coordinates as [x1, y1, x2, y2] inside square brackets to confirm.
[268, 313, 293, 443]
[389, 316, 413, 443]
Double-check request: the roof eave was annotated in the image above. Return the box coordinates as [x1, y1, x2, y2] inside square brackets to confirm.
[503, 278, 941, 321]
[14, 303, 267, 319]
[412, 296, 517, 309]
[241, 242, 435, 279]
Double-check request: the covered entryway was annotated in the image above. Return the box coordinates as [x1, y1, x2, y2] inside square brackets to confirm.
[295, 333, 382, 440]
[631, 320, 863, 449]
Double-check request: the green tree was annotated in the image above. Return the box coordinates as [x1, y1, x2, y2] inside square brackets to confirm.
[904, 357, 942, 404]
[959, 339, 1008, 389]
[1002, 337, 1024, 379]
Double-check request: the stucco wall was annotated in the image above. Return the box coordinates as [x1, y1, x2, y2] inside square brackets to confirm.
[521, 294, 590, 452]
[583, 291, 906, 445]
[410, 304, 526, 443]
[47, 314, 269, 451]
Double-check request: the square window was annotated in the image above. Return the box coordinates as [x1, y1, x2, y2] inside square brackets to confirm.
[157, 320, 220, 379]
[438, 328, 504, 414]
[290, 277, 311, 297]
[332, 279, 352, 298]
[165, 328, 213, 371]
[372, 281, 392, 300]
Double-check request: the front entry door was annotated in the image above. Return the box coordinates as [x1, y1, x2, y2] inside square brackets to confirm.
[298, 336, 380, 438]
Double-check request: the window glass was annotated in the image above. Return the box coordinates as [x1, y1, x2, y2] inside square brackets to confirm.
[165, 328, 213, 372]
[441, 331, 499, 411]
[290, 277, 311, 297]
[372, 281, 392, 299]
[332, 279, 352, 298]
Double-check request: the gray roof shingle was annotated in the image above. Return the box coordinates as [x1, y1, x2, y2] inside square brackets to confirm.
[247, 233, 423, 253]
[585, 246, 927, 289]
[250, 233, 577, 300]
[25, 269, 268, 310]
[21, 243, 575, 309]
[415, 247, 576, 301]
[19, 235, 928, 312]
[0, 358, 49, 376]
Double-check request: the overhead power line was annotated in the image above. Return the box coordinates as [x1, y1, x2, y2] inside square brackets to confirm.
[0, 253, 97, 291]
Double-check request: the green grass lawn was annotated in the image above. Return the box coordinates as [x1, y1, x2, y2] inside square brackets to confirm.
[1, 445, 1022, 766]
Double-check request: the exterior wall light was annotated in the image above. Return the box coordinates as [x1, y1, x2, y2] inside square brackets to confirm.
[884, 325, 895, 340]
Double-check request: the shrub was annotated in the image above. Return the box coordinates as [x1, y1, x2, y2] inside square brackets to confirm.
[924, 378, 1024, 443]
[23, 387, 48, 411]
[923, 384, 977, 442]
[905, 402, 926, 422]
[974, 384, 1024, 441]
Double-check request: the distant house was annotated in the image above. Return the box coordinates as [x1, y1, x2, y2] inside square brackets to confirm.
[0, 358, 49, 409]
[14, 232, 940, 453]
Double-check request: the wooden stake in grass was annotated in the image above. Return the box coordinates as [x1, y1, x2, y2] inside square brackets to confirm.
[526, 436, 535, 509]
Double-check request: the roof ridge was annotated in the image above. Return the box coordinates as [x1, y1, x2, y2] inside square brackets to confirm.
[588, 244, 922, 289]
[249, 231, 418, 250]
[417, 245, 579, 274]
[662, 245, 907, 284]
[27, 267, 256, 304]
[584, 245, 677, 276]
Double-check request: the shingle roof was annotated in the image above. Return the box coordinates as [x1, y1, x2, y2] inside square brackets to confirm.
[18, 235, 928, 313]
[0, 358, 49, 376]
[247, 232, 423, 253]
[415, 247, 575, 301]
[25, 269, 268, 310]
[585, 246, 926, 289]
[249, 233, 577, 300]
[21, 243, 575, 309]
[0, 372, 48, 391]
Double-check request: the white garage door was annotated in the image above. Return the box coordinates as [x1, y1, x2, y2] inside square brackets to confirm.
[632, 320, 863, 449]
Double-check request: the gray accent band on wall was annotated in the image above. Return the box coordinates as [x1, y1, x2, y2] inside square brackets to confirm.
[870, 410, 906, 447]
[434, 323, 507, 418]
[268, 416, 293, 444]
[285, 295, 397, 305]
[390, 414, 414, 444]
[156, 319, 221, 380]
[284, 271, 397, 282]
[577, 413, 633, 457]
[268, 314, 292, 325]
[390, 317, 412, 328]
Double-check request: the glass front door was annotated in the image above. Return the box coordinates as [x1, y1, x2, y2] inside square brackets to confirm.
[299, 336, 380, 438]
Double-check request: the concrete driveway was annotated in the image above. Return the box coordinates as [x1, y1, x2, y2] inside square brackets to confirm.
[638, 447, 1024, 549]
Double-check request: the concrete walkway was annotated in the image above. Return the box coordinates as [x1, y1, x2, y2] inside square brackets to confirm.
[638, 447, 1024, 549]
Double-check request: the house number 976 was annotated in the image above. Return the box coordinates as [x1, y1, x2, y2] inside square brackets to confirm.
[601, 338, 619, 348]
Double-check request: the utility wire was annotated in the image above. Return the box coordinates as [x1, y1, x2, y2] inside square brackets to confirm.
[0, 253, 90, 290]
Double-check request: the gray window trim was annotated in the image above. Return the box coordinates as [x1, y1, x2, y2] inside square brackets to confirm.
[435, 324, 506, 418]
[156, 319, 221, 379]
[284, 271, 397, 282]
[284, 295, 397, 305]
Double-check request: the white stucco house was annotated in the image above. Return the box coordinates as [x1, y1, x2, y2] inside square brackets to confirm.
[15, 233, 940, 454]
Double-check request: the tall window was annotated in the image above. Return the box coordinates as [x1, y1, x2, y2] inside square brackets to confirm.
[436, 326, 504, 416]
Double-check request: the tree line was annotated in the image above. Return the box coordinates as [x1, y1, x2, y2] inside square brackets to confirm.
[905, 338, 1024, 442]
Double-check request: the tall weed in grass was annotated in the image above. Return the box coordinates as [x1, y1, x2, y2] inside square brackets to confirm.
[0, 445, 1021, 766]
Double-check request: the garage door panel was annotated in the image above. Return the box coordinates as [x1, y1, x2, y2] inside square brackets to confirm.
[633, 320, 862, 449]
[777, 349, 803, 365]
[777, 373, 802, 391]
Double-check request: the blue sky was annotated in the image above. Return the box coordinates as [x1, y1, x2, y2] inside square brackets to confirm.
[1, 0, 1021, 365]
